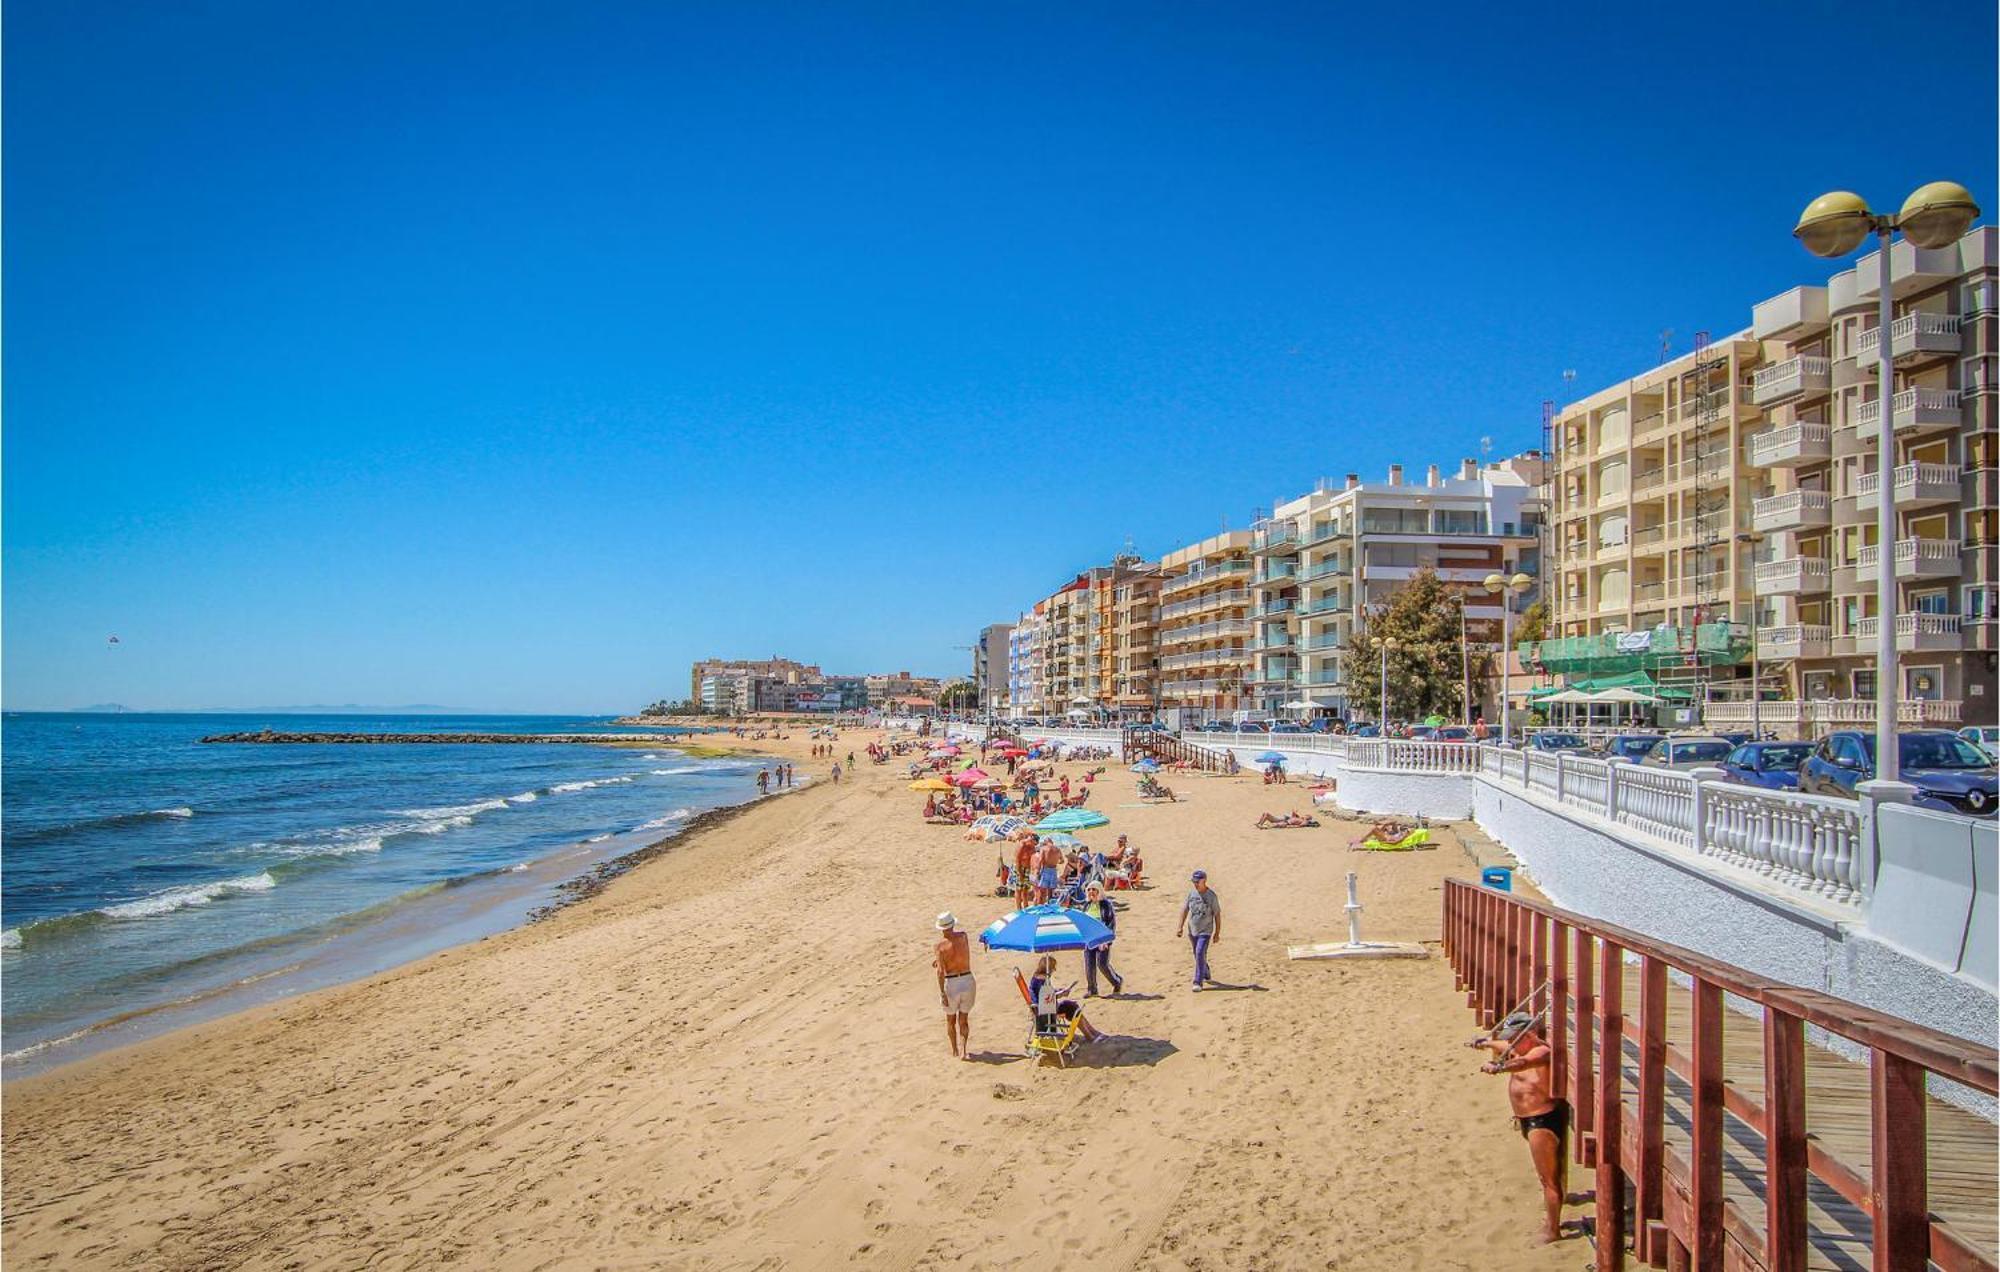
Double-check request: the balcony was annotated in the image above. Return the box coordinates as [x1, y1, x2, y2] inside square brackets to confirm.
[1754, 556, 1832, 595]
[1249, 633, 1295, 651]
[1750, 355, 1833, 406]
[1703, 697, 1961, 728]
[1252, 599, 1297, 620]
[1159, 645, 1248, 670]
[1631, 411, 1668, 443]
[1160, 560, 1253, 596]
[1254, 527, 1301, 554]
[1855, 538, 1962, 583]
[1851, 312, 1962, 365]
[1630, 466, 1666, 495]
[1159, 619, 1252, 646]
[1757, 624, 1833, 659]
[1304, 522, 1345, 547]
[1751, 490, 1833, 533]
[1751, 286, 1830, 340]
[1853, 462, 1961, 513]
[1854, 613, 1965, 652]
[1747, 422, 1832, 468]
[1854, 388, 1962, 443]
[1255, 563, 1299, 585]
[1158, 588, 1251, 621]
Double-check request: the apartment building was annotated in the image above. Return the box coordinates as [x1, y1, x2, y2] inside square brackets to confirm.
[1251, 458, 1544, 719]
[1547, 224, 1997, 730]
[1157, 530, 1255, 721]
[1109, 565, 1164, 714]
[972, 623, 1013, 714]
[1741, 225, 1997, 728]
[1006, 609, 1045, 717]
[689, 657, 822, 703]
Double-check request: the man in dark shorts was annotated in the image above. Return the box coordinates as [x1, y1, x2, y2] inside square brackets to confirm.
[1472, 1011, 1567, 1244]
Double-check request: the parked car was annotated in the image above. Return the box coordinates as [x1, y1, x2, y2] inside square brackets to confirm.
[1960, 725, 2000, 761]
[1715, 731, 1755, 748]
[1348, 724, 1381, 738]
[1307, 718, 1339, 733]
[1603, 732, 1665, 762]
[1638, 736, 1736, 771]
[1433, 726, 1473, 743]
[1528, 732, 1589, 753]
[1198, 721, 1235, 732]
[1798, 730, 1998, 816]
[1405, 725, 1438, 740]
[1718, 741, 1815, 790]
[1270, 723, 1308, 735]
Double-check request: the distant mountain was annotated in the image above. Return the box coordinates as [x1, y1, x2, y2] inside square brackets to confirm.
[189, 704, 471, 714]
[70, 703, 135, 713]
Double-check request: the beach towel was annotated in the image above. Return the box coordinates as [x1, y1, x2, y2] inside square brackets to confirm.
[1354, 827, 1432, 851]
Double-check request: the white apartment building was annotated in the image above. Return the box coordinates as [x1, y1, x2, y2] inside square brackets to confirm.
[1250, 458, 1544, 720]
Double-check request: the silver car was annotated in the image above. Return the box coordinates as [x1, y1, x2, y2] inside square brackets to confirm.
[1960, 725, 2000, 762]
[1639, 735, 1736, 771]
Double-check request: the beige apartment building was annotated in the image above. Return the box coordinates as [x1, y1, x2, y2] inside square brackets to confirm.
[1107, 563, 1164, 714]
[1545, 224, 1998, 731]
[1157, 530, 1255, 720]
[1738, 226, 1997, 730]
[1252, 458, 1544, 721]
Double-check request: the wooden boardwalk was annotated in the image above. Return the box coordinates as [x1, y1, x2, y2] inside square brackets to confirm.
[1587, 964, 1997, 1269]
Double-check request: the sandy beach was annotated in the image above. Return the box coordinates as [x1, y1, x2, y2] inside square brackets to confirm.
[4, 729, 1577, 1270]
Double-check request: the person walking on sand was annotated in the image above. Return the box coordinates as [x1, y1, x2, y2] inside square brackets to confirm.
[933, 912, 976, 1061]
[757, 768, 770, 795]
[1471, 1012, 1568, 1244]
[831, 763, 842, 784]
[1080, 880, 1124, 996]
[1175, 870, 1222, 991]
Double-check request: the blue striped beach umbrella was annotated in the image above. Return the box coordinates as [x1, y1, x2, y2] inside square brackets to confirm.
[979, 904, 1113, 952]
[1033, 808, 1110, 832]
[1036, 831, 1087, 849]
[1130, 758, 1160, 773]
[1255, 751, 1287, 765]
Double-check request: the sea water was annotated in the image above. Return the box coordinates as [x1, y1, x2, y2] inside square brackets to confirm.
[1, 713, 777, 1071]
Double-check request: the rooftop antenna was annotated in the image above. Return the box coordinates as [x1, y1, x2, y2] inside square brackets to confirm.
[1479, 435, 1493, 457]
[1658, 329, 1675, 365]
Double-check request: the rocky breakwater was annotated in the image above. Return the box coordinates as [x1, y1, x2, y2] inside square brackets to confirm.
[199, 731, 675, 745]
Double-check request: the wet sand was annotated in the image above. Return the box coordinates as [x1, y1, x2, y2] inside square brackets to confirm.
[3, 729, 1577, 1270]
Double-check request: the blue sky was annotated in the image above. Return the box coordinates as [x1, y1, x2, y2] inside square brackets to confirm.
[5, 2, 1994, 711]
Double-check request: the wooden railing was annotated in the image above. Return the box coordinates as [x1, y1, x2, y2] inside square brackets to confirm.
[1121, 727, 1228, 772]
[1442, 879, 1998, 1271]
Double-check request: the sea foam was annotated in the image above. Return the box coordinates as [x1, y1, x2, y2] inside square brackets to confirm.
[99, 872, 278, 921]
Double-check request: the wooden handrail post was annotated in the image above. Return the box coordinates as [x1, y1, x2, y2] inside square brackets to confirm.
[1869, 1047, 1928, 1272]
[1596, 936, 1627, 1271]
[1635, 955, 1668, 1262]
[1763, 1006, 1807, 1272]
[1550, 920, 1570, 1117]
[1575, 930, 1596, 1153]
[1689, 980, 1725, 1271]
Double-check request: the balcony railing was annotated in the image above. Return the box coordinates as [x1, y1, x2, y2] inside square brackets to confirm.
[1854, 613, 1963, 646]
[1750, 354, 1833, 406]
[1756, 624, 1832, 658]
[1158, 588, 1251, 621]
[1704, 698, 1962, 727]
[1854, 462, 1961, 511]
[1751, 489, 1833, 533]
[1754, 556, 1832, 594]
[1853, 387, 1962, 442]
[1159, 645, 1248, 670]
[1855, 538, 1961, 582]
[1851, 312, 1962, 363]
[1159, 560, 1253, 596]
[1159, 619, 1253, 646]
[1747, 421, 1832, 468]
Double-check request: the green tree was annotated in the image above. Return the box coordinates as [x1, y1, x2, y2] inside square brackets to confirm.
[1513, 597, 1549, 648]
[1342, 568, 1492, 723]
[938, 682, 978, 710]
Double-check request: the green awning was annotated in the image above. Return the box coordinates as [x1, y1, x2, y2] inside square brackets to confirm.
[1529, 672, 1690, 702]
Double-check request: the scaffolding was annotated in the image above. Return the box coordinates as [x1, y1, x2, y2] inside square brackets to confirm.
[1685, 331, 1727, 708]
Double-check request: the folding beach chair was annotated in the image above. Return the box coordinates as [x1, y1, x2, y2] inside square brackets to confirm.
[1011, 969, 1084, 1067]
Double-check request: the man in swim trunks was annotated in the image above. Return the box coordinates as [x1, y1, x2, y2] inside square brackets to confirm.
[1472, 1011, 1567, 1244]
[1013, 835, 1038, 910]
[1034, 836, 1061, 904]
[933, 912, 975, 1061]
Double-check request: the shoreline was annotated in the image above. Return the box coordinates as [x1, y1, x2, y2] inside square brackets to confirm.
[2, 745, 795, 1079]
[3, 729, 1577, 1269]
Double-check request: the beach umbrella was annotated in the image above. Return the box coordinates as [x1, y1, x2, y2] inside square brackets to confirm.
[979, 904, 1112, 953]
[1034, 808, 1110, 832]
[1255, 751, 1287, 764]
[1037, 831, 1087, 849]
[927, 747, 958, 759]
[909, 778, 954, 791]
[949, 767, 992, 787]
[997, 747, 1028, 757]
[973, 776, 1005, 789]
[1130, 758, 1161, 773]
[953, 757, 978, 770]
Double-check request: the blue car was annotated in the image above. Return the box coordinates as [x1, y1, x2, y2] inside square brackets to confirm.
[1719, 741, 1815, 791]
[1797, 730, 1998, 817]
[1348, 724, 1380, 738]
[1603, 733, 1664, 762]
[1529, 732, 1589, 753]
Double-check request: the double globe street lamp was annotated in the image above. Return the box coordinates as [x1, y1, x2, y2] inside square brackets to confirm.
[1793, 181, 1980, 782]
[1369, 635, 1398, 732]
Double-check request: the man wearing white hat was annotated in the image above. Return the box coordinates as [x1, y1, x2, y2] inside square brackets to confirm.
[933, 912, 976, 1061]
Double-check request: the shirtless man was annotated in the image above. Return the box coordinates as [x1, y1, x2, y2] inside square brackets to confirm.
[1034, 836, 1062, 905]
[933, 912, 975, 1060]
[1012, 836, 1038, 910]
[1471, 1011, 1567, 1244]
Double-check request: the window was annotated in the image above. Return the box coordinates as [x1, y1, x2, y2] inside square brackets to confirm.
[1912, 589, 1951, 616]
[1963, 355, 1997, 395]
[1853, 670, 1877, 700]
[1834, 736, 1867, 766]
[1963, 278, 1997, 316]
[1968, 586, 1997, 623]
[1971, 432, 1998, 472]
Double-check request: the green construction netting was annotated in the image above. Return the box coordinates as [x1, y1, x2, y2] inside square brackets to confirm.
[1520, 623, 1749, 677]
[1526, 671, 1693, 702]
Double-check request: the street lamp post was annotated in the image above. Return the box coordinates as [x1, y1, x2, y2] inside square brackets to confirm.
[1794, 182, 1980, 782]
[1735, 531, 1767, 738]
[1483, 572, 1534, 744]
[1374, 636, 1398, 732]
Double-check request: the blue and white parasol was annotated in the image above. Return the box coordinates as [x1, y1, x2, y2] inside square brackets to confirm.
[979, 904, 1113, 952]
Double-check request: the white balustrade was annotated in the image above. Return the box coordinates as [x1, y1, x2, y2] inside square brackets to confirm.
[1609, 763, 1697, 847]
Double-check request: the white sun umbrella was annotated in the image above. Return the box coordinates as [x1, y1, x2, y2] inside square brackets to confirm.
[1589, 687, 1658, 704]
